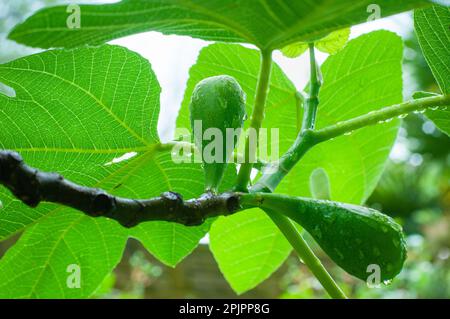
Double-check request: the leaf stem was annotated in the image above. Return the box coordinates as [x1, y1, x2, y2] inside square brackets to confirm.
[252, 94, 449, 193]
[313, 94, 450, 143]
[265, 209, 347, 299]
[252, 44, 322, 192]
[235, 49, 273, 191]
[251, 130, 314, 193]
[231, 47, 344, 299]
[301, 44, 321, 132]
[295, 91, 306, 132]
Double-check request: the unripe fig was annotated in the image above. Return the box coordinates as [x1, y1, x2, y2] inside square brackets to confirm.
[189, 75, 246, 193]
[251, 194, 407, 282]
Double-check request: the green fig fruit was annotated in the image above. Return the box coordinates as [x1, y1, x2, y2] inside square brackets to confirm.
[245, 193, 407, 281]
[189, 75, 246, 193]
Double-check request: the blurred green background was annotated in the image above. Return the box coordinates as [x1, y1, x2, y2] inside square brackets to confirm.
[0, 1, 448, 299]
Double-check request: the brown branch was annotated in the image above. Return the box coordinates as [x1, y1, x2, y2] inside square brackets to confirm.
[0, 150, 241, 228]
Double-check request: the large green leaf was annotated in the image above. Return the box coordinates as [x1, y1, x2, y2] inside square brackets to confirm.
[0, 44, 160, 239]
[279, 30, 403, 205]
[415, 5, 450, 135]
[178, 43, 297, 293]
[0, 45, 209, 297]
[0, 211, 128, 298]
[281, 28, 351, 58]
[9, 0, 432, 50]
[209, 209, 291, 294]
[128, 160, 237, 267]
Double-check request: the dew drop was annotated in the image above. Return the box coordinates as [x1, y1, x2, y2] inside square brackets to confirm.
[344, 131, 353, 136]
[398, 114, 408, 119]
[430, 106, 439, 111]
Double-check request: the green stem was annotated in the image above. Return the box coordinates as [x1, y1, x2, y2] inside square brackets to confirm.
[301, 44, 321, 132]
[251, 130, 315, 193]
[246, 47, 344, 299]
[296, 91, 306, 132]
[313, 94, 450, 143]
[232, 47, 343, 298]
[252, 45, 323, 192]
[235, 49, 273, 191]
[265, 209, 347, 299]
[251, 94, 449, 193]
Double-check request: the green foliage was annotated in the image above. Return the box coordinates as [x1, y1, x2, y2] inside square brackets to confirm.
[281, 28, 350, 58]
[178, 43, 298, 293]
[178, 30, 404, 293]
[210, 209, 292, 294]
[314, 28, 351, 55]
[279, 31, 403, 204]
[0, 45, 210, 297]
[0, 0, 62, 64]
[9, 0, 432, 50]
[0, 211, 127, 298]
[415, 5, 450, 135]
[177, 43, 298, 158]
[0, 45, 158, 239]
[0, 0, 447, 299]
